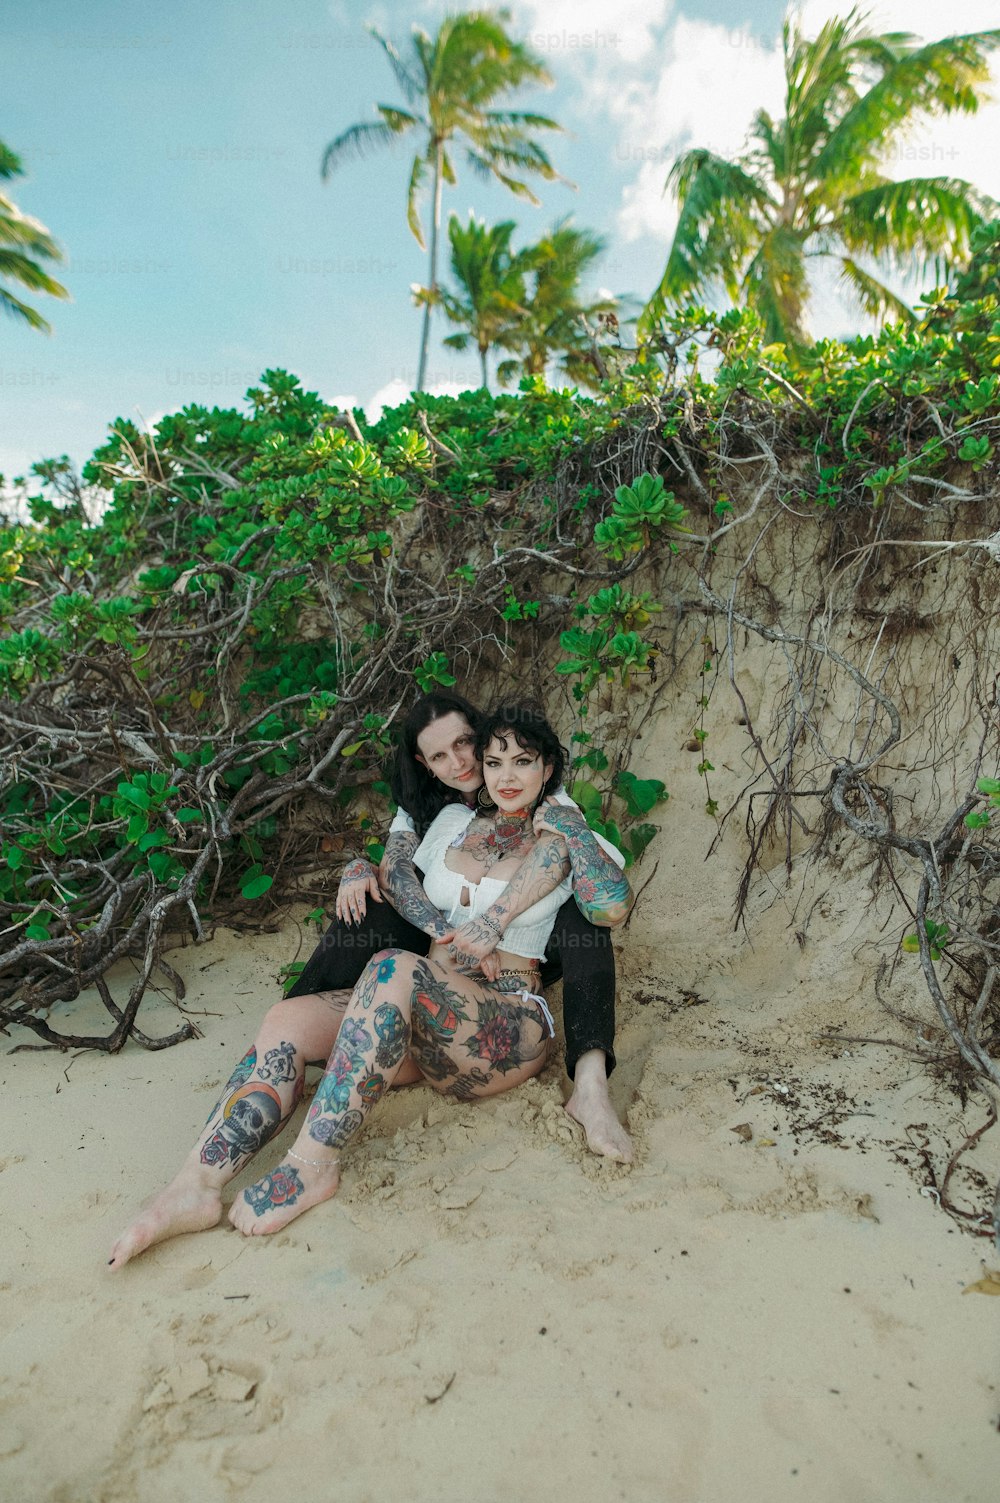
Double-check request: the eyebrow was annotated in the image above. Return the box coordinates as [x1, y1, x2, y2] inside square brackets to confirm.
[430, 734, 472, 757]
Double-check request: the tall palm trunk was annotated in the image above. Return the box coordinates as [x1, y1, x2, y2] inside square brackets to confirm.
[479, 345, 490, 390]
[416, 144, 444, 392]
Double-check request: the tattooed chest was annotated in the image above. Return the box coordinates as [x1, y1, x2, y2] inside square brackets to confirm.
[452, 824, 534, 876]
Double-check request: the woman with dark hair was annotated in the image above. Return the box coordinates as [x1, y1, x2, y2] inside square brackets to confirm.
[391, 690, 485, 836]
[109, 704, 631, 1263]
[291, 690, 633, 1161]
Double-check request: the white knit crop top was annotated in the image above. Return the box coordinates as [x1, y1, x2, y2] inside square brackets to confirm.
[412, 804, 574, 961]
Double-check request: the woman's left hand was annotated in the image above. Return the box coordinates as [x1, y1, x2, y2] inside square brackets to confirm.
[447, 916, 502, 979]
[532, 797, 585, 843]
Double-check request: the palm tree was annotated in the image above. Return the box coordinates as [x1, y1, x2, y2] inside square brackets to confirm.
[497, 217, 619, 390]
[640, 10, 1000, 348]
[0, 142, 69, 332]
[320, 10, 564, 390]
[414, 213, 529, 388]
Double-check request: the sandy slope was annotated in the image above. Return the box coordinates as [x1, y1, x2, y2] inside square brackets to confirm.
[1, 882, 997, 1503]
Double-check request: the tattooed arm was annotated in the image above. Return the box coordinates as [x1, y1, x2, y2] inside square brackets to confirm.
[334, 857, 383, 925]
[447, 835, 571, 976]
[533, 800, 632, 927]
[377, 830, 454, 941]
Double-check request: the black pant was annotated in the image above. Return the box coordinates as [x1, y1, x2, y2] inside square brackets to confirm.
[286, 898, 617, 1079]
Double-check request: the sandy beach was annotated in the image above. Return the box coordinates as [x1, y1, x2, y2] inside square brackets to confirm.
[3, 864, 997, 1503]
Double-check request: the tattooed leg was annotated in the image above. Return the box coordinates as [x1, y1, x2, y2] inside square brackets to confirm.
[228, 951, 555, 1239]
[298, 988, 421, 1085]
[230, 949, 418, 1237]
[398, 955, 554, 1103]
[108, 994, 343, 1269]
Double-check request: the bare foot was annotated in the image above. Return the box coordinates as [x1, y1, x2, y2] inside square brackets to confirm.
[565, 1061, 633, 1163]
[228, 1158, 340, 1237]
[108, 1170, 223, 1269]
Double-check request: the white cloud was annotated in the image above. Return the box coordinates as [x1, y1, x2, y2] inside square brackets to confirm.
[799, 0, 1000, 42]
[363, 377, 472, 423]
[608, 16, 786, 245]
[511, 0, 676, 68]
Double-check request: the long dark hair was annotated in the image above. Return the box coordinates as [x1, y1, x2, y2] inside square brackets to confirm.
[475, 702, 566, 807]
[389, 691, 484, 837]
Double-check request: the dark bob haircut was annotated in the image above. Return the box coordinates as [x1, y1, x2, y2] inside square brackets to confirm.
[475, 702, 566, 804]
[389, 691, 484, 837]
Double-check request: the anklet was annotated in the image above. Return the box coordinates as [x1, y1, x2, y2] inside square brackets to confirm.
[287, 1148, 340, 1170]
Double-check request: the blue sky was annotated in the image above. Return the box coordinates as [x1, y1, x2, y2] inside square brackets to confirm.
[3, 0, 999, 484]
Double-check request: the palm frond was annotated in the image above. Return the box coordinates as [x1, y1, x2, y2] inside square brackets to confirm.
[835, 175, 997, 271]
[838, 255, 915, 324]
[0, 142, 23, 180]
[473, 109, 562, 132]
[0, 249, 70, 297]
[366, 26, 421, 106]
[321, 120, 409, 178]
[464, 149, 545, 201]
[814, 29, 1000, 182]
[0, 197, 63, 258]
[405, 152, 429, 248]
[377, 105, 422, 134]
[0, 285, 54, 330]
[640, 150, 771, 332]
[430, 12, 553, 112]
[780, 8, 892, 175]
[483, 169, 542, 205]
[462, 129, 561, 181]
[495, 357, 522, 388]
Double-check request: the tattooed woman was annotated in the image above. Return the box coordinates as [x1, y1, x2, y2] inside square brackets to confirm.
[290, 690, 634, 1161]
[108, 705, 631, 1266]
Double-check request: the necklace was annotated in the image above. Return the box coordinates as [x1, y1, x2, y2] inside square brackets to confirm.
[478, 810, 531, 873]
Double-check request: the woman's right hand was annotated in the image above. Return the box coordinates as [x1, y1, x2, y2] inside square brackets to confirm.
[335, 858, 383, 925]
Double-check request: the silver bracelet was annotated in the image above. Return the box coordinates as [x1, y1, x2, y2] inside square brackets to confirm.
[478, 913, 503, 939]
[288, 1148, 340, 1170]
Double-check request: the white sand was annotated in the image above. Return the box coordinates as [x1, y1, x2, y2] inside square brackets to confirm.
[2, 890, 997, 1503]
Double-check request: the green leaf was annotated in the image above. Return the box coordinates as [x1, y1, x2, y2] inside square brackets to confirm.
[280, 961, 305, 995]
[117, 784, 151, 811]
[602, 819, 624, 851]
[241, 873, 274, 900]
[627, 823, 658, 861]
[616, 771, 668, 816]
[175, 807, 202, 823]
[25, 923, 52, 942]
[6, 846, 24, 871]
[147, 850, 175, 882]
[570, 779, 603, 820]
[138, 829, 172, 853]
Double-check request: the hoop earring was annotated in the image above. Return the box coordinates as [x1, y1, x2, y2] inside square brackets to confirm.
[477, 785, 496, 812]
